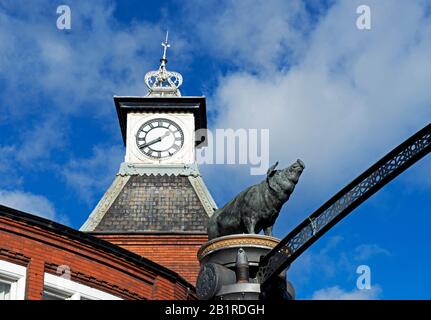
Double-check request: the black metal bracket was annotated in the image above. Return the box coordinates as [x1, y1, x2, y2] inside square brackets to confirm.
[257, 122, 431, 285]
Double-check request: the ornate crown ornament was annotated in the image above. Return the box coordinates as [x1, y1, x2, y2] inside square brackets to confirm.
[144, 31, 183, 97]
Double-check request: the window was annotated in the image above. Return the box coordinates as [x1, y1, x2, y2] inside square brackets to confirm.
[0, 281, 11, 300]
[42, 288, 73, 300]
[0, 260, 27, 300]
[43, 273, 122, 300]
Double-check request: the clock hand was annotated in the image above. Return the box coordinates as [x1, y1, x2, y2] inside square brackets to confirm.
[139, 131, 171, 149]
[139, 137, 162, 149]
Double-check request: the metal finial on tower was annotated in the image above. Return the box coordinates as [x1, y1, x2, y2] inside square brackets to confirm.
[161, 31, 170, 62]
[144, 31, 183, 97]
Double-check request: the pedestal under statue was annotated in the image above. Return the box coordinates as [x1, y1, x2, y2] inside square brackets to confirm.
[196, 234, 295, 300]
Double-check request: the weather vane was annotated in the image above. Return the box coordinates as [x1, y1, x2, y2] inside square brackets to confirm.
[161, 31, 170, 62]
[144, 30, 183, 97]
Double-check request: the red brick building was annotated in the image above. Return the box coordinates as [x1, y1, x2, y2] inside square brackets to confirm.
[0, 45, 217, 300]
[0, 204, 198, 300]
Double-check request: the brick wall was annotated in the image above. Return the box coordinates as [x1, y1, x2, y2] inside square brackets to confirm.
[0, 213, 195, 300]
[95, 234, 208, 285]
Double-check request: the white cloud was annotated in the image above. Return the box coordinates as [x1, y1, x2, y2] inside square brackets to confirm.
[354, 244, 390, 261]
[62, 145, 123, 204]
[0, 1, 191, 116]
[184, 0, 315, 73]
[0, 0, 190, 180]
[14, 115, 68, 166]
[288, 236, 390, 293]
[311, 285, 382, 300]
[0, 189, 56, 220]
[0, 146, 17, 173]
[288, 236, 349, 284]
[195, 0, 431, 229]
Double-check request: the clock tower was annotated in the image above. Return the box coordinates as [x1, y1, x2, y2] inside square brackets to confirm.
[80, 33, 217, 285]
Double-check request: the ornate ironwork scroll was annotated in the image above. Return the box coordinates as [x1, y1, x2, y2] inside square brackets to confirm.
[257, 122, 431, 285]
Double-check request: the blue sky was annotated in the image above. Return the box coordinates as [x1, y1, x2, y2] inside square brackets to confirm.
[0, 0, 430, 299]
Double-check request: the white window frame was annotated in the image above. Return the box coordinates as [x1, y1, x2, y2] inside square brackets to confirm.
[0, 259, 27, 300]
[43, 273, 122, 300]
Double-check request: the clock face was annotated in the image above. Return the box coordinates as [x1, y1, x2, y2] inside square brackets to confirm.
[136, 118, 184, 159]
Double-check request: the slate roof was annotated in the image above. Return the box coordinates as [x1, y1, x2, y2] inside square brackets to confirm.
[80, 163, 217, 234]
